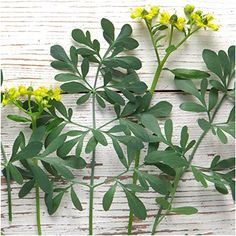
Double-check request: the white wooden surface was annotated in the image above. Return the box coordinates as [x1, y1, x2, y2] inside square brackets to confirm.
[1, 0, 235, 235]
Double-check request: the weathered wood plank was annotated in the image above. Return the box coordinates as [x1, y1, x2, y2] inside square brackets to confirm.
[1, 0, 235, 89]
[1, 92, 235, 235]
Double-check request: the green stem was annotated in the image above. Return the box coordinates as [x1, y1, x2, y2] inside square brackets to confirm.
[36, 185, 42, 235]
[169, 25, 174, 47]
[98, 118, 118, 130]
[127, 150, 140, 235]
[146, 20, 161, 65]
[31, 115, 42, 235]
[1, 143, 12, 222]
[88, 60, 102, 235]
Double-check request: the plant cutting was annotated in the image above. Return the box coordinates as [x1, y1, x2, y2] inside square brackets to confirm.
[1, 4, 234, 236]
[127, 4, 223, 234]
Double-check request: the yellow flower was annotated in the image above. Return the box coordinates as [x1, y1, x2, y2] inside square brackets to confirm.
[54, 94, 62, 101]
[144, 6, 160, 20]
[184, 4, 195, 15]
[160, 11, 171, 24]
[131, 7, 144, 19]
[18, 85, 27, 95]
[175, 17, 186, 31]
[191, 12, 219, 31]
[52, 88, 61, 101]
[2, 96, 9, 106]
[208, 23, 220, 31]
[8, 88, 20, 99]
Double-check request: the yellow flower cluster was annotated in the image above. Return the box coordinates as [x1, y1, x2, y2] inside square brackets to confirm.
[131, 4, 219, 32]
[131, 6, 160, 21]
[2, 86, 61, 107]
[160, 12, 186, 31]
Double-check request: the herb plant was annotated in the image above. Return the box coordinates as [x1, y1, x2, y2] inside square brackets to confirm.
[1, 4, 235, 236]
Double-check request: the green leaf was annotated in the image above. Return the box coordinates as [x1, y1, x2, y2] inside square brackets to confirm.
[18, 179, 35, 198]
[210, 80, 226, 92]
[29, 126, 46, 143]
[76, 135, 85, 156]
[198, 119, 211, 131]
[96, 94, 106, 108]
[13, 141, 43, 161]
[11, 132, 25, 157]
[31, 165, 52, 193]
[77, 48, 96, 56]
[51, 61, 74, 72]
[141, 114, 163, 140]
[55, 73, 82, 82]
[81, 58, 89, 78]
[191, 166, 208, 188]
[65, 156, 86, 169]
[117, 24, 132, 40]
[103, 184, 116, 211]
[123, 188, 147, 220]
[213, 157, 235, 170]
[57, 137, 79, 157]
[76, 93, 91, 105]
[203, 49, 223, 79]
[111, 138, 128, 168]
[42, 135, 67, 156]
[116, 136, 144, 150]
[180, 102, 206, 112]
[228, 45, 235, 69]
[71, 186, 83, 211]
[124, 184, 146, 193]
[122, 120, 150, 142]
[145, 151, 188, 168]
[217, 128, 228, 144]
[210, 155, 221, 169]
[103, 56, 142, 70]
[70, 46, 78, 67]
[104, 88, 125, 105]
[171, 206, 198, 215]
[168, 68, 210, 79]
[92, 129, 108, 146]
[7, 115, 31, 123]
[45, 123, 66, 147]
[61, 82, 90, 93]
[40, 157, 74, 179]
[215, 182, 228, 194]
[85, 136, 98, 154]
[50, 45, 70, 63]
[164, 119, 173, 143]
[8, 164, 23, 184]
[108, 124, 127, 133]
[51, 100, 68, 118]
[141, 172, 171, 195]
[72, 29, 88, 45]
[175, 80, 201, 99]
[200, 78, 208, 96]
[156, 197, 170, 210]
[127, 82, 148, 94]
[101, 18, 115, 43]
[51, 191, 64, 214]
[180, 126, 189, 149]
[208, 88, 218, 111]
[146, 101, 172, 118]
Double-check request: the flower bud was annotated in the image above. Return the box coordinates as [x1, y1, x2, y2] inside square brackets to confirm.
[170, 14, 178, 24]
[184, 4, 195, 15]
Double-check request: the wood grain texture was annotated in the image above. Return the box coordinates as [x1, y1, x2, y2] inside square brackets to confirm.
[1, 0, 235, 89]
[1, 0, 235, 235]
[1, 93, 235, 235]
